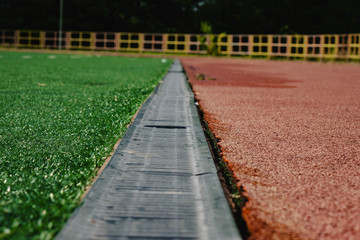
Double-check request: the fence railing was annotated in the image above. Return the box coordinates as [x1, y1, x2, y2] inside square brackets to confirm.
[1, 30, 359, 60]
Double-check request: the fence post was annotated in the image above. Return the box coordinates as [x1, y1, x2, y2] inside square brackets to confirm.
[15, 30, 19, 48]
[91, 32, 95, 51]
[268, 34, 272, 58]
[65, 31, 70, 50]
[334, 35, 339, 58]
[320, 35, 324, 60]
[162, 33, 166, 53]
[40, 31, 45, 49]
[304, 35, 308, 59]
[248, 35, 253, 56]
[227, 34, 231, 56]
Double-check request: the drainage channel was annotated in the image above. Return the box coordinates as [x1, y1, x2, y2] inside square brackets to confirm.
[56, 60, 241, 240]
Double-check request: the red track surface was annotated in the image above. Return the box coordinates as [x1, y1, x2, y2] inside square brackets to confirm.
[181, 57, 360, 240]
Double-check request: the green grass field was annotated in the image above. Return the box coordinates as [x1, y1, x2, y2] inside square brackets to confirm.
[0, 51, 172, 239]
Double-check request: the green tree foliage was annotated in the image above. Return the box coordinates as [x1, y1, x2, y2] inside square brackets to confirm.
[0, 0, 359, 35]
[197, 0, 360, 34]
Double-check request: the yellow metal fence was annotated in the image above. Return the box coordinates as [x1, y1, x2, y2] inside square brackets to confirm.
[1, 30, 359, 60]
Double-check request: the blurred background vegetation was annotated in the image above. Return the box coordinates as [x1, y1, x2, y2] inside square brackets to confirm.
[0, 0, 359, 34]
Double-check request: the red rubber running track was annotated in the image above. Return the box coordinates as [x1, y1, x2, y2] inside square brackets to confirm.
[181, 57, 360, 240]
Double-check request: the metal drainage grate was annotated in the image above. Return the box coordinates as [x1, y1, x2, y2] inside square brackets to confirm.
[143, 125, 187, 129]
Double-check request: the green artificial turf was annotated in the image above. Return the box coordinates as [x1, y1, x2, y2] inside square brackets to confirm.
[0, 51, 172, 239]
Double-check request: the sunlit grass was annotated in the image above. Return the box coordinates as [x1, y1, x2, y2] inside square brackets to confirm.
[0, 51, 172, 239]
